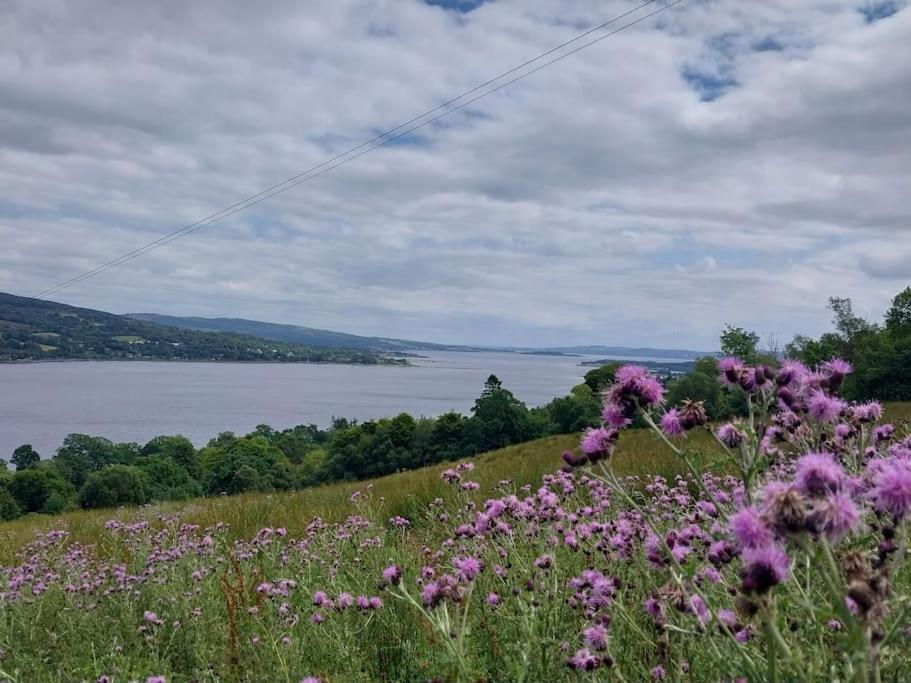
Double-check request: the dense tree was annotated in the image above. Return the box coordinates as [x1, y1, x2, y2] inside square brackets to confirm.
[136, 455, 202, 502]
[720, 325, 760, 362]
[583, 364, 620, 394]
[141, 435, 199, 478]
[53, 434, 138, 488]
[199, 436, 291, 495]
[9, 467, 75, 514]
[11, 444, 40, 471]
[462, 375, 536, 453]
[885, 287, 911, 332]
[787, 288, 911, 401]
[78, 465, 148, 509]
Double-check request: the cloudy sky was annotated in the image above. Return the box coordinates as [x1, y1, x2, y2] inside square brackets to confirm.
[1, 0, 909, 350]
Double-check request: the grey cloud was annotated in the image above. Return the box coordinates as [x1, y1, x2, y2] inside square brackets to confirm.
[0, 0, 909, 349]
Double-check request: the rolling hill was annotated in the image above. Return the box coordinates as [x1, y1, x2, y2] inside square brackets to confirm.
[127, 312, 712, 358]
[0, 292, 393, 364]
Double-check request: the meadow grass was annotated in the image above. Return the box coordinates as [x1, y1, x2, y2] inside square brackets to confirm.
[1, 402, 910, 681]
[0, 427, 714, 565]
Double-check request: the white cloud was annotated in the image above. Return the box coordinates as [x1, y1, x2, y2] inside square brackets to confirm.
[0, 0, 909, 349]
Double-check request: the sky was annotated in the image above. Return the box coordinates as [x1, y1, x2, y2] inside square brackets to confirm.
[1, 0, 909, 350]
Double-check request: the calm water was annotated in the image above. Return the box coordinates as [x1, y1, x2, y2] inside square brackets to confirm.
[0, 351, 690, 456]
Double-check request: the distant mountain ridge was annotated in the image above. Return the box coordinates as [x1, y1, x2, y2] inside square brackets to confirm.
[126, 313, 712, 358]
[0, 292, 391, 364]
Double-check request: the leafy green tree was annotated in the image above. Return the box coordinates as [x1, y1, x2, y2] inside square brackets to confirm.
[828, 296, 873, 341]
[427, 412, 468, 464]
[0, 488, 22, 520]
[885, 287, 911, 332]
[136, 455, 202, 502]
[9, 467, 75, 513]
[462, 376, 534, 453]
[199, 436, 290, 495]
[53, 434, 138, 487]
[141, 435, 199, 478]
[78, 465, 149, 509]
[583, 364, 620, 394]
[720, 325, 760, 362]
[11, 444, 40, 471]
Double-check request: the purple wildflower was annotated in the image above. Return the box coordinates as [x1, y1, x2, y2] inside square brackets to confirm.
[794, 452, 845, 497]
[453, 556, 482, 582]
[870, 459, 911, 518]
[740, 545, 790, 594]
[580, 427, 617, 461]
[729, 507, 773, 550]
[583, 623, 609, 651]
[660, 409, 685, 438]
[716, 423, 746, 449]
[808, 390, 846, 423]
[381, 565, 402, 587]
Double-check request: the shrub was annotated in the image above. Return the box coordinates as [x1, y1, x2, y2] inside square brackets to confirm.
[78, 464, 148, 509]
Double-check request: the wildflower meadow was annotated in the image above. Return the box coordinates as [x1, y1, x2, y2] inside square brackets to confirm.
[2, 359, 911, 682]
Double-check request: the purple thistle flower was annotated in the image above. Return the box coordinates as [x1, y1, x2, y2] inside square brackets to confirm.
[822, 358, 852, 390]
[651, 665, 667, 680]
[716, 423, 746, 449]
[486, 592, 501, 606]
[453, 556, 482, 582]
[566, 648, 600, 671]
[870, 459, 911, 518]
[794, 452, 845, 497]
[718, 357, 743, 386]
[808, 390, 846, 423]
[583, 623, 609, 651]
[381, 565, 402, 587]
[729, 507, 773, 550]
[740, 545, 790, 594]
[853, 401, 883, 423]
[807, 493, 860, 542]
[580, 427, 617, 461]
[660, 409, 685, 438]
[602, 402, 632, 428]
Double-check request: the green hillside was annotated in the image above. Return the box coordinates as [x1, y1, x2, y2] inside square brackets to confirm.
[0, 292, 395, 364]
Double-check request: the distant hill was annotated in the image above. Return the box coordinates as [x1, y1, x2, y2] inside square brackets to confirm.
[0, 293, 392, 364]
[126, 313, 712, 359]
[125, 313, 493, 353]
[535, 346, 710, 359]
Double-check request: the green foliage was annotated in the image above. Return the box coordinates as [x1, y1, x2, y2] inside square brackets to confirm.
[136, 455, 202, 502]
[199, 436, 291, 495]
[53, 433, 138, 488]
[719, 324, 760, 362]
[9, 467, 75, 513]
[787, 288, 911, 401]
[582, 363, 620, 394]
[78, 464, 149, 509]
[0, 291, 391, 363]
[141, 435, 200, 478]
[11, 443, 40, 470]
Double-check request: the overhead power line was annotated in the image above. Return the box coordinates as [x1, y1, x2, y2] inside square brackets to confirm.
[33, 0, 683, 300]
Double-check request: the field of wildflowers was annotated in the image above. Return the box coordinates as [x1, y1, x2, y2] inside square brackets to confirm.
[1, 365, 911, 682]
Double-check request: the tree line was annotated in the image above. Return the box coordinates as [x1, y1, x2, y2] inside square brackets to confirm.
[0, 373, 613, 519]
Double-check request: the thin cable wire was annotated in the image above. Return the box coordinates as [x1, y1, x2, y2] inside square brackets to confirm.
[33, 0, 682, 299]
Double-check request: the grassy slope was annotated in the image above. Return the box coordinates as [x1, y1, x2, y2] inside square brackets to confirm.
[2, 402, 909, 564]
[0, 429, 718, 563]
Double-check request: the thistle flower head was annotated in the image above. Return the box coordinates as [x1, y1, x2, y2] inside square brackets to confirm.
[794, 452, 845, 497]
[660, 409, 685, 438]
[729, 507, 773, 550]
[870, 458, 911, 519]
[740, 545, 790, 594]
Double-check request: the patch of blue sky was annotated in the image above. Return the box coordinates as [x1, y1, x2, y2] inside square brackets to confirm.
[424, 0, 489, 12]
[860, 1, 902, 23]
[681, 66, 738, 101]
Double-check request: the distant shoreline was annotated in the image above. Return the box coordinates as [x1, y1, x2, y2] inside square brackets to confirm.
[0, 357, 413, 367]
